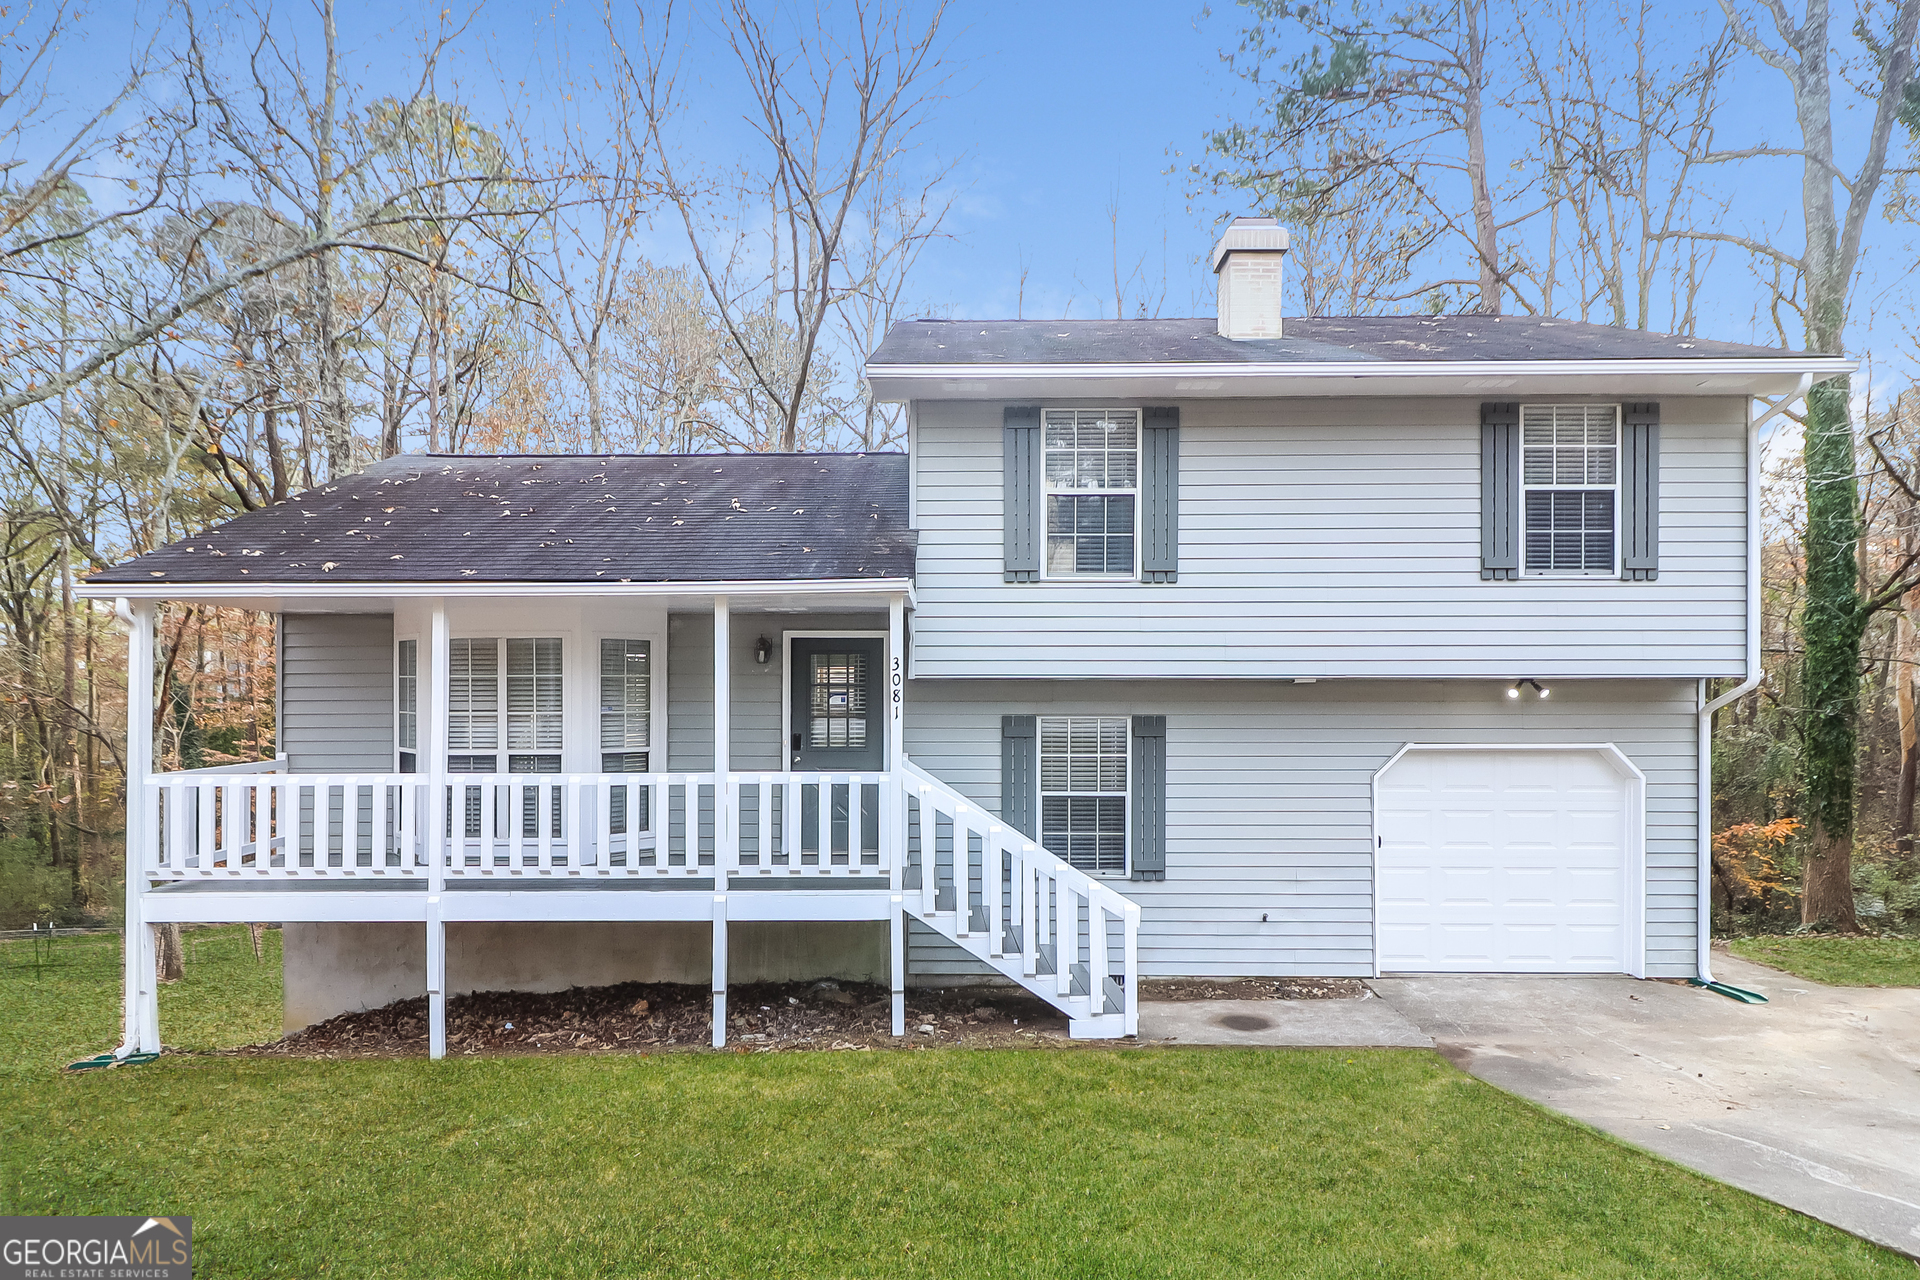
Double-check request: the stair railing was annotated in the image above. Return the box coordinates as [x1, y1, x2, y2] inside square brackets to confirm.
[901, 760, 1139, 1035]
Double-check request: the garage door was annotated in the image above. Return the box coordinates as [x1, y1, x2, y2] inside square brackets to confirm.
[1375, 748, 1632, 973]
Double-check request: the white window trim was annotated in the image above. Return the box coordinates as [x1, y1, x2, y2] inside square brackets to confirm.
[1520, 401, 1622, 578]
[1037, 407, 1144, 584]
[591, 633, 663, 771]
[1037, 714, 1133, 879]
[395, 634, 419, 773]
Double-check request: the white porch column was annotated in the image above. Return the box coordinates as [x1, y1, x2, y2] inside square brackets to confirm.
[888, 593, 907, 1034]
[121, 600, 158, 1056]
[711, 894, 729, 1048]
[888, 594, 905, 774]
[890, 894, 906, 1037]
[712, 598, 730, 1049]
[426, 598, 449, 1060]
[712, 596, 730, 775]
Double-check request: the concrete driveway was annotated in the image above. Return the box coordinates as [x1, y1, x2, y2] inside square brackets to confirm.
[1372, 950, 1920, 1258]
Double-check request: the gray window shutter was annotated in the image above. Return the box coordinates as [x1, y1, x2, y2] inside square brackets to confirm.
[1003, 407, 1040, 582]
[1130, 715, 1166, 882]
[1001, 715, 1037, 839]
[1621, 402, 1660, 581]
[1141, 407, 1180, 583]
[1481, 402, 1520, 580]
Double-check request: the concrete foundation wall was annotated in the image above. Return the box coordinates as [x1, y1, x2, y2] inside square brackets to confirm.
[282, 919, 890, 1031]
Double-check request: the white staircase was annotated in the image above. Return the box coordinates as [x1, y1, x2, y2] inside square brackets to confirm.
[898, 762, 1139, 1038]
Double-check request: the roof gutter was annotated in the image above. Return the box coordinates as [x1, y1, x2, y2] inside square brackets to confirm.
[1694, 372, 1811, 984]
[868, 355, 1855, 386]
[76, 576, 918, 605]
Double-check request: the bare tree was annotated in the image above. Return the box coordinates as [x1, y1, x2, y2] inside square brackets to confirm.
[1207, 0, 1520, 313]
[624, 0, 956, 452]
[1683, 0, 1920, 929]
[1512, 0, 1731, 332]
[513, 52, 656, 453]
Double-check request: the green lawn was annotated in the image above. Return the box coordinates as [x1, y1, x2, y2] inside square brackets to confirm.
[0, 930, 1908, 1278]
[1729, 935, 1920, 987]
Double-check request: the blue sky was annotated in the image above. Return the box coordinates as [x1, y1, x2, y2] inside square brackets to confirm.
[44, 0, 1920, 376]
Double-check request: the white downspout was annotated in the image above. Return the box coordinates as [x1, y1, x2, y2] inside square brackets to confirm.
[1696, 374, 1810, 982]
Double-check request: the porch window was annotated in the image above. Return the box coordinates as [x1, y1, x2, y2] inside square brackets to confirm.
[599, 638, 651, 771]
[506, 638, 563, 772]
[1039, 716, 1129, 875]
[448, 638, 500, 771]
[446, 637, 563, 772]
[396, 639, 417, 773]
[1522, 404, 1618, 575]
[808, 651, 869, 749]
[1043, 408, 1138, 578]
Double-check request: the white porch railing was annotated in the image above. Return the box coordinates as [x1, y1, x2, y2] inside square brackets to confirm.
[140, 769, 898, 880]
[137, 761, 1139, 1035]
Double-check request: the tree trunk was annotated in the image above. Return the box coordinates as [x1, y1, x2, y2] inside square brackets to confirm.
[1898, 608, 1917, 857]
[155, 923, 183, 983]
[248, 922, 267, 962]
[1460, 0, 1501, 314]
[1799, 374, 1863, 930]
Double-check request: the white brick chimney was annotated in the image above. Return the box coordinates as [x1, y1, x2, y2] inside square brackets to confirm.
[1211, 216, 1289, 340]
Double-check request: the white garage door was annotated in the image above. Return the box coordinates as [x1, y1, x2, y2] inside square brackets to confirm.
[1375, 748, 1632, 973]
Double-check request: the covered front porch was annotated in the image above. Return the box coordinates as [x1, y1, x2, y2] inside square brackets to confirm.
[104, 586, 1138, 1058]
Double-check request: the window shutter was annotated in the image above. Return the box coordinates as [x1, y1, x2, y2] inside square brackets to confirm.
[1129, 715, 1166, 882]
[1481, 402, 1520, 580]
[1621, 402, 1660, 581]
[1142, 407, 1180, 583]
[1003, 407, 1040, 582]
[1001, 715, 1037, 839]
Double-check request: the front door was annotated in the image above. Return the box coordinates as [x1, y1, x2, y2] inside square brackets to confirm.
[788, 637, 885, 771]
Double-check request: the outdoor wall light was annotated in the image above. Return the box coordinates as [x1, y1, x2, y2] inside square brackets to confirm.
[754, 636, 773, 665]
[1507, 678, 1549, 700]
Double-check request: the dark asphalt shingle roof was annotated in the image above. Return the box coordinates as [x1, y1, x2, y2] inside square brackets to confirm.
[865, 315, 1812, 366]
[88, 453, 912, 587]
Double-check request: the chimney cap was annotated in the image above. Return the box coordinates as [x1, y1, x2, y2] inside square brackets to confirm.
[1211, 217, 1290, 272]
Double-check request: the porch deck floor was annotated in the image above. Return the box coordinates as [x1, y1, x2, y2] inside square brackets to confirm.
[146, 875, 893, 893]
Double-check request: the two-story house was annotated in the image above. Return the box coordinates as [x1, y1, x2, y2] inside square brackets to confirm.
[82, 218, 1849, 1058]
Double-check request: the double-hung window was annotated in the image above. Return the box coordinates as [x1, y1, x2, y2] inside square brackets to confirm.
[446, 637, 564, 772]
[1039, 716, 1129, 875]
[1044, 409, 1138, 578]
[505, 638, 564, 772]
[1522, 404, 1619, 575]
[599, 639, 652, 772]
[396, 639, 418, 773]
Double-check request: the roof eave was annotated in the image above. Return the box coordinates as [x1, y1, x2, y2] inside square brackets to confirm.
[863, 356, 1856, 402]
[76, 575, 918, 607]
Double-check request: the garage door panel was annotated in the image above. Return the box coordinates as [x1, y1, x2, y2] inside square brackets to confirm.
[1377, 748, 1631, 974]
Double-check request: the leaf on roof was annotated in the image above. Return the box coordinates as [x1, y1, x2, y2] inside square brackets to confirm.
[321, 562, 339, 572]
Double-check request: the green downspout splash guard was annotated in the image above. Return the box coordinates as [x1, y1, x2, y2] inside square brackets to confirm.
[1689, 978, 1769, 1004]
[66, 1051, 160, 1071]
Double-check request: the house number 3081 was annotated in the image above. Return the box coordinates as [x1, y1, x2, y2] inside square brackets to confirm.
[891, 656, 903, 717]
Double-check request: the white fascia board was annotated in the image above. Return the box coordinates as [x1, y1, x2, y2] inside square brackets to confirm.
[77, 576, 917, 608]
[864, 356, 1856, 402]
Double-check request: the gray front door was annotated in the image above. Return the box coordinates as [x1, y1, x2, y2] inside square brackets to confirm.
[788, 637, 885, 771]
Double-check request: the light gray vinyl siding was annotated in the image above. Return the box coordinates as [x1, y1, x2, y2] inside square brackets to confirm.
[669, 610, 889, 771]
[910, 396, 1746, 679]
[280, 613, 394, 772]
[667, 613, 715, 770]
[903, 677, 1701, 979]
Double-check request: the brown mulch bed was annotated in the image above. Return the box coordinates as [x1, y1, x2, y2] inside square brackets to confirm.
[230, 980, 1084, 1058]
[1137, 977, 1368, 1001]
